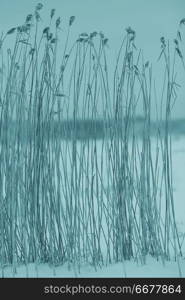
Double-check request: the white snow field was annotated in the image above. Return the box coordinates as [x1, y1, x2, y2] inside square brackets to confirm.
[0, 135, 185, 278]
[1, 255, 185, 278]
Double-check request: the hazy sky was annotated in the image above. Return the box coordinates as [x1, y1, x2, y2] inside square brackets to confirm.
[0, 0, 185, 118]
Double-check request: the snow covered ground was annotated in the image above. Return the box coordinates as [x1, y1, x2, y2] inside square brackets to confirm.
[1, 135, 185, 278]
[1, 255, 185, 278]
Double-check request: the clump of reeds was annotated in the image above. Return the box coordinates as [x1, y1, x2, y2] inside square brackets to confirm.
[0, 3, 184, 276]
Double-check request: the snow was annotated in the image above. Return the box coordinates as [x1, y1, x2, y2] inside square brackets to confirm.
[1, 256, 185, 278]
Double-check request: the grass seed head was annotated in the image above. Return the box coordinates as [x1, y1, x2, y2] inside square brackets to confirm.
[43, 27, 50, 35]
[90, 31, 97, 39]
[76, 38, 84, 43]
[69, 16, 75, 26]
[48, 33, 53, 41]
[26, 14, 33, 24]
[177, 31, 182, 41]
[17, 25, 30, 33]
[80, 33, 89, 37]
[160, 36, 166, 47]
[126, 26, 135, 35]
[174, 39, 178, 46]
[175, 47, 183, 59]
[103, 38, 108, 45]
[51, 38, 57, 44]
[7, 28, 16, 35]
[50, 9, 55, 19]
[99, 31, 104, 39]
[145, 61, 149, 68]
[180, 18, 185, 26]
[35, 11, 41, 22]
[56, 17, 61, 28]
[36, 3, 43, 11]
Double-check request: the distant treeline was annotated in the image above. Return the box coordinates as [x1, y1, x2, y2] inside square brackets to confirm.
[1, 117, 185, 141]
